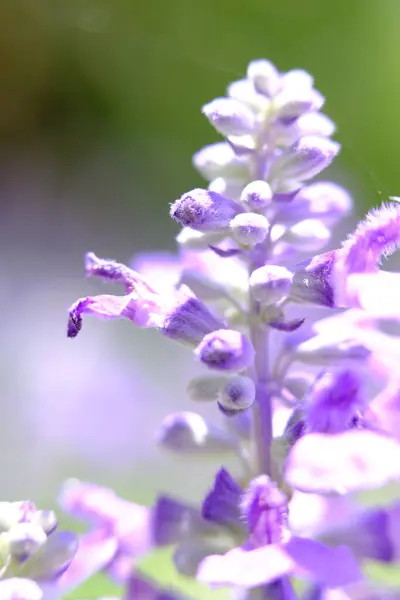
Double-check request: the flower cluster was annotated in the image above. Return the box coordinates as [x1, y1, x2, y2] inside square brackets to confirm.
[10, 58, 400, 599]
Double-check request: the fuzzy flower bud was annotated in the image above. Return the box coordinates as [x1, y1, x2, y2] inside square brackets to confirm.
[241, 476, 289, 547]
[176, 227, 226, 250]
[195, 329, 255, 372]
[230, 212, 270, 246]
[202, 98, 256, 136]
[247, 59, 280, 96]
[250, 265, 293, 305]
[170, 188, 242, 232]
[187, 374, 227, 402]
[193, 142, 249, 181]
[30, 511, 58, 535]
[269, 137, 340, 186]
[218, 375, 256, 415]
[240, 180, 273, 211]
[156, 412, 237, 453]
[283, 219, 331, 252]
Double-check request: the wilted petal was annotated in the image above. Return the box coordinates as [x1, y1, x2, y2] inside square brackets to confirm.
[285, 430, 400, 494]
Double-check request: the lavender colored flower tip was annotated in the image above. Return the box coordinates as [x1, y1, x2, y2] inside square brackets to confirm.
[0, 578, 43, 600]
[170, 189, 241, 232]
[195, 329, 255, 372]
[202, 97, 256, 136]
[250, 265, 293, 306]
[306, 370, 364, 434]
[161, 288, 225, 345]
[197, 536, 362, 589]
[242, 476, 288, 547]
[337, 201, 400, 277]
[270, 137, 340, 185]
[84, 252, 150, 292]
[202, 468, 243, 529]
[289, 251, 337, 308]
[285, 429, 400, 495]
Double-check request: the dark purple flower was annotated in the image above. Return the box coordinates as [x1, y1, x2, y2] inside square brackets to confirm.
[201, 468, 244, 530]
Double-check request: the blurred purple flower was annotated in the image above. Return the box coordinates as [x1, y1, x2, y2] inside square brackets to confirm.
[59, 479, 151, 584]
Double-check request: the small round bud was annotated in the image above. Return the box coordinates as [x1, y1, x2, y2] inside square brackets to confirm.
[247, 59, 280, 97]
[202, 98, 256, 137]
[31, 510, 58, 535]
[229, 212, 270, 246]
[284, 219, 331, 252]
[176, 227, 225, 250]
[8, 523, 47, 558]
[240, 180, 273, 210]
[187, 374, 227, 402]
[193, 142, 249, 182]
[195, 329, 255, 372]
[218, 375, 256, 415]
[249, 265, 293, 305]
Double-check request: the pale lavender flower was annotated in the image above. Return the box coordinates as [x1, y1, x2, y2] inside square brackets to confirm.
[0, 578, 43, 600]
[59, 479, 151, 583]
[195, 329, 255, 372]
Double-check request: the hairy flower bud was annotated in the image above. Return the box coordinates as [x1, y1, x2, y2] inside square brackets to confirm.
[156, 412, 237, 453]
[176, 227, 226, 249]
[250, 265, 293, 305]
[202, 98, 256, 136]
[230, 212, 270, 246]
[247, 59, 280, 96]
[195, 330, 255, 372]
[283, 219, 331, 252]
[240, 180, 273, 211]
[170, 189, 242, 232]
[218, 375, 256, 415]
[193, 142, 249, 181]
[269, 137, 340, 187]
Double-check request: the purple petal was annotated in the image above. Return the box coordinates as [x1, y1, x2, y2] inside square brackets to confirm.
[202, 468, 243, 529]
[197, 537, 362, 588]
[285, 430, 400, 494]
[208, 245, 243, 258]
[269, 318, 305, 332]
[57, 530, 118, 590]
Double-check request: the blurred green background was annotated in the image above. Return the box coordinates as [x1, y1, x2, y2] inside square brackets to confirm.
[1, 0, 400, 597]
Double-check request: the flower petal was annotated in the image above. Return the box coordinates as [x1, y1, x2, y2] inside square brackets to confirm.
[285, 430, 400, 494]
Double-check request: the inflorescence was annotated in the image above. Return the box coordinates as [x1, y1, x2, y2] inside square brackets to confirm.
[6, 58, 400, 600]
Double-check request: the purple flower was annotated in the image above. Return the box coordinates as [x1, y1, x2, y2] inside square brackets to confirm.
[197, 474, 362, 589]
[195, 329, 255, 372]
[201, 468, 244, 530]
[68, 253, 225, 345]
[170, 188, 242, 232]
[285, 429, 400, 495]
[58, 479, 151, 583]
[304, 370, 364, 434]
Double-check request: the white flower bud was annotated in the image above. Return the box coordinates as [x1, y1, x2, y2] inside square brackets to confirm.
[247, 59, 280, 96]
[219, 375, 256, 414]
[31, 510, 58, 534]
[240, 180, 273, 210]
[249, 265, 293, 305]
[176, 227, 226, 250]
[193, 142, 250, 182]
[230, 212, 270, 246]
[283, 219, 331, 252]
[157, 412, 237, 453]
[202, 98, 256, 137]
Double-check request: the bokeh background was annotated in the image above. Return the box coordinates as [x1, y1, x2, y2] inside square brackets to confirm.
[2, 0, 400, 597]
